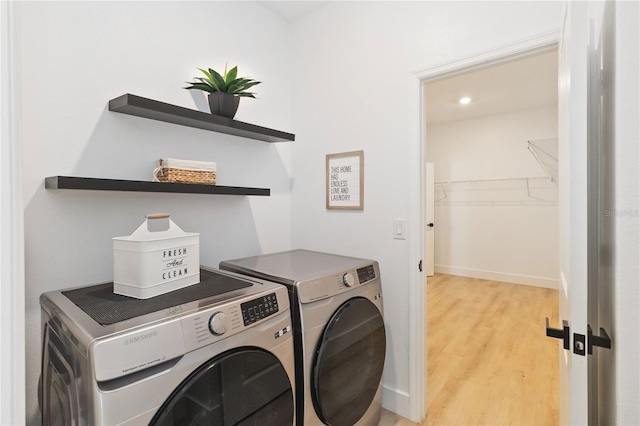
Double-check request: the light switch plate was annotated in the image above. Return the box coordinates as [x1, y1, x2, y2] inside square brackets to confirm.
[393, 219, 406, 240]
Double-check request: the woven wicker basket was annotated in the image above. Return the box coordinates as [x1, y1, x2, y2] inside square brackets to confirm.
[154, 159, 217, 185]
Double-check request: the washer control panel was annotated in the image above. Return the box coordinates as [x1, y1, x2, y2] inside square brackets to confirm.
[182, 305, 243, 352]
[342, 273, 355, 287]
[241, 292, 279, 326]
[357, 265, 376, 283]
[181, 288, 286, 353]
[208, 312, 229, 336]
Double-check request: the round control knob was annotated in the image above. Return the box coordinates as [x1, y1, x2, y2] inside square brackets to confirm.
[208, 312, 229, 336]
[342, 273, 355, 287]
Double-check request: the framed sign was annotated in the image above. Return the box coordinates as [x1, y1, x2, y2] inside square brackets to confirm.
[326, 150, 364, 210]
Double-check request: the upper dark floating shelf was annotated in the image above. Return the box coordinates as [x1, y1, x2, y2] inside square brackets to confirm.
[108, 94, 295, 143]
[45, 176, 270, 196]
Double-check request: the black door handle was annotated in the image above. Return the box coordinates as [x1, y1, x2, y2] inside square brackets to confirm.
[546, 317, 570, 350]
[588, 325, 612, 354]
[427, 223, 434, 228]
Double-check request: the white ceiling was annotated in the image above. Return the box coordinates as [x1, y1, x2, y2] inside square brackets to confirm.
[426, 50, 559, 125]
[259, 1, 331, 22]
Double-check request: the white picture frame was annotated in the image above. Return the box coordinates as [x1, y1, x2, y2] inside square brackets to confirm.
[326, 150, 364, 210]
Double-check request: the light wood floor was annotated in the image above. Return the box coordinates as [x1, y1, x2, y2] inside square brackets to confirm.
[381, 274, 559, 425]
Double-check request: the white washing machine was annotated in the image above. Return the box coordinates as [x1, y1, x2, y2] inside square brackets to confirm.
[220, 249, 386, 426]
[39, 267, 295, 425]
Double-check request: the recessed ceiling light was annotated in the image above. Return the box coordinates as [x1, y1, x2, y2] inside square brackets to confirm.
[459, 97, 471, 105]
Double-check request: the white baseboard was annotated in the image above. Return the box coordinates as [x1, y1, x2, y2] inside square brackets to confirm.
[434, 265, 558, 289]
[382, 385, 412, 421]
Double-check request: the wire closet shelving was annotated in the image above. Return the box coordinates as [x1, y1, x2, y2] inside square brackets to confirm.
[434, 138, 558, 206]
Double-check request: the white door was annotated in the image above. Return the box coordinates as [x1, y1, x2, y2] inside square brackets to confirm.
[557, 1, 602, 424]
[425, 163, 435, 277]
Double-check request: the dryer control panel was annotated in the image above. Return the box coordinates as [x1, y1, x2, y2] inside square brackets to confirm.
[296, 262, 380, 304]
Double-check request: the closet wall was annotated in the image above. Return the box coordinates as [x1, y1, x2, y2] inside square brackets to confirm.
[428, 105, 559, 288]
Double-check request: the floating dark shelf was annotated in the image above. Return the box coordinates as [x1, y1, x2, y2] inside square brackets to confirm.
[108, 94, 295, 143]
[45, 176, 270, 196]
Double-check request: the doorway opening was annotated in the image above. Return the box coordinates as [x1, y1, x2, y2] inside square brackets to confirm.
[421, 45, 561, 424]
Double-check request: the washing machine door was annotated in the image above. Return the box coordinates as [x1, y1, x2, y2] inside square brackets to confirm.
[41, 325, 81, 426]
[311, 297, 386, 426]
[150, 347, 294, 426]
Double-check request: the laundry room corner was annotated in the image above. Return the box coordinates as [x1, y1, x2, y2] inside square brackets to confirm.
[18, 2, 296, 423]
[7, 0, 602, 425]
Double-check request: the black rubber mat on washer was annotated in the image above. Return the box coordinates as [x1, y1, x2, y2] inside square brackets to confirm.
[62, 269, 252, 326]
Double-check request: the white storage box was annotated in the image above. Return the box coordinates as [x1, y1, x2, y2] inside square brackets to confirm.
[113, 214, 200, 299]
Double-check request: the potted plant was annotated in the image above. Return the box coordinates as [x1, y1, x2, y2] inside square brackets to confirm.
[184, 64, 261, 119]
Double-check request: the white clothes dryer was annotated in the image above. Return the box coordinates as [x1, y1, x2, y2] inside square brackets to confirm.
[39, 267, 295, 425]
[220, 249, 385, 426]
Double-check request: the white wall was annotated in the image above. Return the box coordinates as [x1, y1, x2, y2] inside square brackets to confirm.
[428, 105, 559, 288]
[19, 2, 294, 423]
[289, 1, 563, 418]
[11, 1, 639, 425]
[1, 1, 25, 424]
[614, 1, 640, 423]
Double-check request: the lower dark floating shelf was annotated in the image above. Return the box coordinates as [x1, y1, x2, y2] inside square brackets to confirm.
[45, 176, 270, 196]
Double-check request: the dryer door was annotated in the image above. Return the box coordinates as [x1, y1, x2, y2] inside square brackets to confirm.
[311, 297, 386, 425]
[150, 347, 294, 426]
